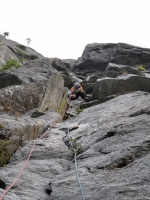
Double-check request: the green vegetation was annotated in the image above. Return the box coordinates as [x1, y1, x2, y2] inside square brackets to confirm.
[19, 57, 24, 64]
[0, 140, 11, 166]
[137, 65, 145, 71]
[17, 44, 26, 51]
[3, 32, 9, 38]
[58, 99, 66, 115]
[70, 138, 83, 156]
[0, 123, 4, 130]
[17, 49, 26, 59]
[76, 108, 83, 114]
[0, 59, 20, 71]
[29, 54, 38, 60]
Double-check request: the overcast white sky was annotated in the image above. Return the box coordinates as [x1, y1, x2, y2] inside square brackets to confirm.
[1, 0, 150, 59]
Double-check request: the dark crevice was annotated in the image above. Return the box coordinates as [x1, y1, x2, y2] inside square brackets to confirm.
[99, 148, 110, 155]
[90, 131, 96, 135]
[95, 131, 116, 143]
[75, 136, 82, 140]
[106, 156, 134, 169]
[86, 166, 95, 174]
[0, 178, 6, 189]
[143, 140, 150, 144]
[129, 107, 150, 117]
[101, 141, 150, 170]
[7, 46, 17, 55]
[106, 131, 116, 137]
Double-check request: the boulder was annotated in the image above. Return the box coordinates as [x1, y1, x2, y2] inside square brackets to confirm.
[80, 75, 98, 94]
[74, 43, 150, 78]
[80, 81, 96, 94]
[62, 59, 76, 71]
[52, 58, 68, 72]
[92, 74, 150, 100]
[105, 63, 142, 78]
[51, 58, 84, 87]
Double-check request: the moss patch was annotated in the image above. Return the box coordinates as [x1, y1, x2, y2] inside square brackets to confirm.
[29, 54, 38, 60]
[17, 44, 26, 51]
[0, 140, 12, 167]
[137, 65, 145, 71]
[0, 123, 4, 130]
[76, 108, 83, 114]
[70, 138, 83, 156]
[58, 99, 66, 115]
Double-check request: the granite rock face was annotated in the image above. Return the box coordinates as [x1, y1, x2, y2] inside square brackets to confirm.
[0, 91, 150, 200]
[0, 37, 150, 200]
[74, 43, 150, 78]
[0, 40, 69, 169]
[0, 34, 43, 68]
[104, 63, 142, 78]
[92, 74, 150, 101]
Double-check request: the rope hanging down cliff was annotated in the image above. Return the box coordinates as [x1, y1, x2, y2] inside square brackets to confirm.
[67, 127, 85, 200]
[0, 99, 85, 200]
[0, 101, 68, 200]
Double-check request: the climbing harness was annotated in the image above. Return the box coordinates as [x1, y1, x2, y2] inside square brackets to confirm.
[67, 127, 85, 200]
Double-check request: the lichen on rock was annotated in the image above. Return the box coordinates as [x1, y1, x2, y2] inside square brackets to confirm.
[0, 140, 12, 166]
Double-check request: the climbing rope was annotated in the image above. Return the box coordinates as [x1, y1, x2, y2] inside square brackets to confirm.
[67, 127, 85, 200]
[0, 103, 68, 200]
[0, 100, 85, 200]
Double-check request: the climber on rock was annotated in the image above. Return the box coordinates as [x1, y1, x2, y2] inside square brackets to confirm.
[68, 82, 89, 102]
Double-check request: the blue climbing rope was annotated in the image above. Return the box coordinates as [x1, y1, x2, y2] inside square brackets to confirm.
[67, 128, 85, 200]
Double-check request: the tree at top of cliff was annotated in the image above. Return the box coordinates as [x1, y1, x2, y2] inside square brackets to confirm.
[25, 38, 31, 46]
[3, 32, 9, 38]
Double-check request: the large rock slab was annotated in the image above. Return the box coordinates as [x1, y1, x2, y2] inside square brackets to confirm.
[51, 58, 82, 88]
[38, 72, 68, 114]
[0, 111, 60, 167]
[92, 74, 150, 100]
[74, 43, 150, 78]
[0, 34, 43, 68]
[0, 126, 71, 199]
[0, 85, 43, 116]
[11, 58, 55, 85]
[51, 91, 150, 200]
[0, 73, 68, 116]
[104, 63, 142, 78]
[0, 91, 150, 199]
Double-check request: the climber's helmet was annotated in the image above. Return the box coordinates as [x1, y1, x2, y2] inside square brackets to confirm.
[74, 82, 81, 90]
